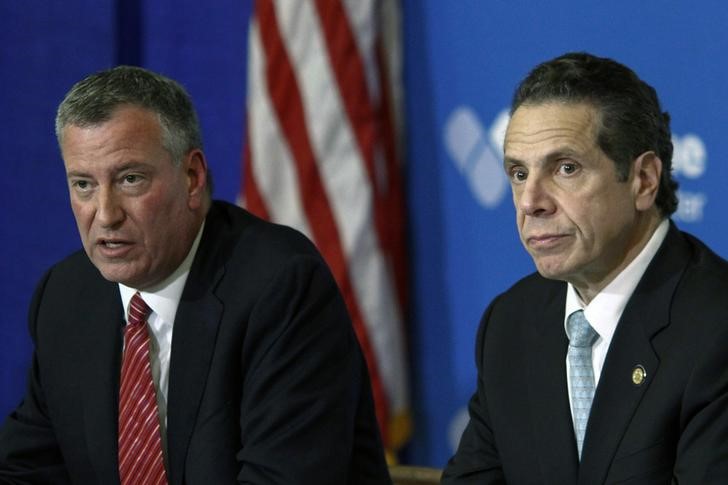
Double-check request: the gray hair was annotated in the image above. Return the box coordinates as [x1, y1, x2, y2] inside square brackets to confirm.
[55, 65, 203, 165]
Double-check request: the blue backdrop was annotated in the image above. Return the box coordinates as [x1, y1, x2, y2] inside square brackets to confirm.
[2, 0, 726, 468]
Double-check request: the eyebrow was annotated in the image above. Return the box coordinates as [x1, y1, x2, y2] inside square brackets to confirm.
[66, 161, 152, 179]
[503, 147, 582, 169]
[66, 170, 90, 179]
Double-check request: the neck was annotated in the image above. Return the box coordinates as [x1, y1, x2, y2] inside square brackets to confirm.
[573, 214, 664, 304]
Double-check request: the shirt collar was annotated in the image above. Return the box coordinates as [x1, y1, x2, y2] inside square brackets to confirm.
[565, 218, 669, 340]
[119, 220, 206, 324]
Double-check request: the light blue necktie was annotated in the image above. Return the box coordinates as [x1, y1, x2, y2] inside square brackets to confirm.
[567, 310, 598, 459]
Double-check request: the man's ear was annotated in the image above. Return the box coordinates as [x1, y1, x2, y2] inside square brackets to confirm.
[632, 151, 661, 212]
[184, 149, 208, 210]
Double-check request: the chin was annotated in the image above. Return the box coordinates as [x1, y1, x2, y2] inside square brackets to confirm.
[536, 270, 564, 281]
[99, 271, 131, 285]
[533, 261, 569, 282]
[94, 264, 137, 286]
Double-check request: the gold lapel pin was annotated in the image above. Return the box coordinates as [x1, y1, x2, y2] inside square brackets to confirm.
[632, 365, 647, 386]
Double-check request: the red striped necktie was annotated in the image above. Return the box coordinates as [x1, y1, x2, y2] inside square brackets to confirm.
[118, 292, 168, 485]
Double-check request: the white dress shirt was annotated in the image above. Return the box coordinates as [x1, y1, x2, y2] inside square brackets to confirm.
[564, 219, 669, 412]
[118, 221, 205, 457]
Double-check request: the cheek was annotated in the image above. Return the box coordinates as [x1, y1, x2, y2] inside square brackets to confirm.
[516, 213, 526, 234]
[562, 193, 599, 228]
[134, 192, 183, 236]
[70, 202, 92, 229]
[573, 206, 624, 254]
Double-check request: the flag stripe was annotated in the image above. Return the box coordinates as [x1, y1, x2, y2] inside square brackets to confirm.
[375, 37, 408, 311]
[273, 0, 370, 261]
[255, 0, 389, 432]
[280, 0, 407, 421]
[244, 0, 410, 448]
[342, 0, 381, 99]
[241, 123, 270, 220]
[247, 18, 308, 233]
[314, 0, 408, 415]
[314, 0, 385, 240]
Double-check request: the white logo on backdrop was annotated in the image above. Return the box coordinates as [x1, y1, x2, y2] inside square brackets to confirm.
[444, 107, 510, 208]
[672, 133, 708, 223]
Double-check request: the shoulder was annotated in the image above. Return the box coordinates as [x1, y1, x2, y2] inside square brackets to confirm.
[27, 249, 118, 340]
[205, 200, 319, 259]
[680, 230, 728, 280]
[36, 249, 110, 301]
[474, 272, 565, 347]
[199, 200, 334, 296]
[487, 272, 565, 319]
[672, 229, 728, 318]
[640, 226, 728, 368]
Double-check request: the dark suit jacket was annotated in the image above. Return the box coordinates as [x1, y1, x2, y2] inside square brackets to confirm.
[443, 223, 728, 484]
[0, 201, 391, 485]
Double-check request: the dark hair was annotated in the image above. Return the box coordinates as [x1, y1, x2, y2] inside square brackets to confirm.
[511, 52, 678, 216]
[56, 65, 213, 193]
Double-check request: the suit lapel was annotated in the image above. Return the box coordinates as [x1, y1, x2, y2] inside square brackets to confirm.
[526, 282, 580, 484]
[165, 204, 230, 485]
[165, 291, 223, 485]
[577, 309, 660, 484]
[78, 278, 224, 485]
[578, 223, 690, 484]
[78, 277, 125, 484]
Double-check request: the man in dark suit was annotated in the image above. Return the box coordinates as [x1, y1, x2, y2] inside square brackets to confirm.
[443, 52, 728, 483]
[0, 66, 391, 484]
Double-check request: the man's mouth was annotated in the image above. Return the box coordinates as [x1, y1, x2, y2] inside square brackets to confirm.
[527, 233, 570, 250]
[95, 238, 134, 256]
[102, 240, 126, 248]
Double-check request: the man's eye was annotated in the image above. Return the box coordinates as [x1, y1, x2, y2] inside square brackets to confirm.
[509, 168, 527, 183]
[123, 174, 141, 184]
[72, 180, 90, 191]
[558, 163, 578, 175]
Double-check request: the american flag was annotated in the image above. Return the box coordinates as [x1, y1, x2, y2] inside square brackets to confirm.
[241, 0, 410, 452]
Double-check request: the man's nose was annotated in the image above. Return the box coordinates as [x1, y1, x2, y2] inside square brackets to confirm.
[96, 187, 125, 228]
[517, 175, 556, 217]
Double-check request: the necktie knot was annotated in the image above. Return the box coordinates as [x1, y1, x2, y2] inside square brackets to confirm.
[567, 310, 598, 348]
[128, 292, 151, 328]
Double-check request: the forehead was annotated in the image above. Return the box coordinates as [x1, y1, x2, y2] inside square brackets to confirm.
[61, 106, 164, 159]
[504, 102, 601, 162]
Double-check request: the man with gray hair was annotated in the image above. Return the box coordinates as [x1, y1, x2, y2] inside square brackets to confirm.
[0, 66, 390, 484]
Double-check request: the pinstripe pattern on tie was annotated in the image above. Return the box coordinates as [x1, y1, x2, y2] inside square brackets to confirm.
[118, 292, 168, 485]
[567, 310, 598, 459]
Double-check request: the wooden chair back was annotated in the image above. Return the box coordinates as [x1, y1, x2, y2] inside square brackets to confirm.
[389, 465, 442, 485]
